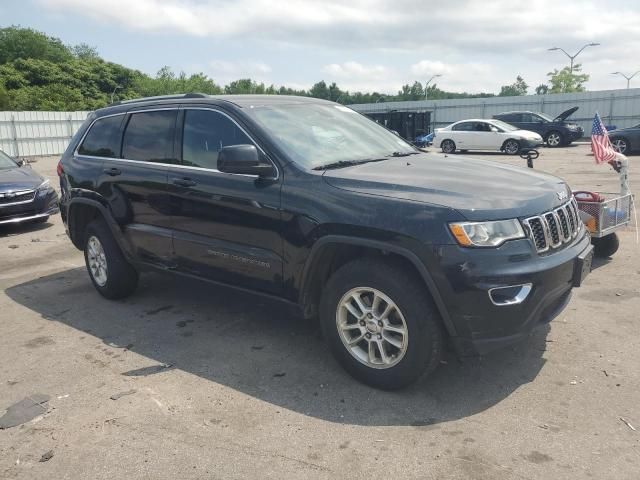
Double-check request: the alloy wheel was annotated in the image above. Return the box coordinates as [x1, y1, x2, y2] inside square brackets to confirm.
[87, 236, 108, 286]
[612, 139, 627, 154]
[547, 132, 561, 147]
[504, 140, 519, 155]
[336, 287, 409, 369]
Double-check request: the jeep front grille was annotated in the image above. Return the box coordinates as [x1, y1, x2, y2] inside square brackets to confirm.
[523, 199, 582, 253]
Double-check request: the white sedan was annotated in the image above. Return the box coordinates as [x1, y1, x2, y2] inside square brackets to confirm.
[434, 119, 543, 155]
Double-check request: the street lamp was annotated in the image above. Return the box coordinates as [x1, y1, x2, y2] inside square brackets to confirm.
[110, 85, 122, 103]
[424, 74, 442, 100]
[548, 43, 600, 73]
[610, 71, 640, 89]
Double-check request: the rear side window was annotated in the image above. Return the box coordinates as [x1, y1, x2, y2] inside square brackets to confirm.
[122, 110, 178, 163]
[77, 115, 123, 158]
[182, 110, 253, 169]
[500, 113, 521, 122]
[452, 122, 474, 131]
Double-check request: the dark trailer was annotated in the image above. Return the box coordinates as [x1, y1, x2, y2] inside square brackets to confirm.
[363, 110, 431, 143]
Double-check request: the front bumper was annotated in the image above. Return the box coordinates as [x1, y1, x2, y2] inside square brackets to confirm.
[0, 190, 59, 225]
[567, 128, 584, 142]
[521, 138, 544, 149]
[427, 231, 592, 356]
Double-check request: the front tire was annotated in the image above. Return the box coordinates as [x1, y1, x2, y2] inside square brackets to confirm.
[545, 131, 563, 148]
[84, 219, 138, 299]
[503, 139, 520, 155]
[612, 138, 629, 154]
[320, 260, 444, 390]
[592, 233, 619, 258]
[441, 139, 456, 154]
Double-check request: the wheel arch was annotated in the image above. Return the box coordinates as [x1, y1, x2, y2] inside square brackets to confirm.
[67, 198, 130, 256]
[299, 235, 457, 337]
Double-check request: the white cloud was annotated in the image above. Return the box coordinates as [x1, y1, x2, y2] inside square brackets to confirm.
[205, 60, 273, 85]
[37, 0, 640, 93]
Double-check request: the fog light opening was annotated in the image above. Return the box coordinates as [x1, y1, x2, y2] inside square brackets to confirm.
[488, 284, 532, 306]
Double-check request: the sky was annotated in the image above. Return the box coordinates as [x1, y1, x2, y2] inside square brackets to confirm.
[2, 0, 639, 95]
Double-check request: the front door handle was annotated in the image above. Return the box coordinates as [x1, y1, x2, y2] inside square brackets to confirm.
[172, 177, 197, 187]
[103, 167, 121, 176]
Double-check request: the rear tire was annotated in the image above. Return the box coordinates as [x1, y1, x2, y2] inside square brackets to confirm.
[320, 259, 444, 390]
[592, 233, 619, 258]
[545, 131, 563, 148]
[84, 219, 138, 299]
[441, 139, 456, 154]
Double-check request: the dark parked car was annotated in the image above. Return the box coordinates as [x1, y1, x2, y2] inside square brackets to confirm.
[609, 122, 640, 154]
[493, 107, 584, 147]
[0, 149, 59, 226]
[58, 94, 593, 389]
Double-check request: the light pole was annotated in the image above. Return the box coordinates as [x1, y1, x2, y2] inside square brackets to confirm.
[110, 85, 122, 103]
[424, 74, 442, 100]
[548, 43, 600, 73]
[610, 71, 640, 89]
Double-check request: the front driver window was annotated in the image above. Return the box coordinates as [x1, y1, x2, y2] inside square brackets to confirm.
[182, 110, 254, 169]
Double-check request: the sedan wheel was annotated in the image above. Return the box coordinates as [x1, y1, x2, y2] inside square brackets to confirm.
[612, 138, 628, 154]
[441, 139, 456, 154]
[504, 139, 520, 155]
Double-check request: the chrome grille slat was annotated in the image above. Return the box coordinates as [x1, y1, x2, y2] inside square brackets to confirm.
[524, 199, 581, 254]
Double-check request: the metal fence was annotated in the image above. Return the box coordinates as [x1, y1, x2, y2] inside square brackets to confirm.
[0, 111, 90, 158]
[350, 88, 640, 134]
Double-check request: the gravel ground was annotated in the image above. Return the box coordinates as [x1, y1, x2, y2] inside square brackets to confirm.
[0, 145, 638, 479]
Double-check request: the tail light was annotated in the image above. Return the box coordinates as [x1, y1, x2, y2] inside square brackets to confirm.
[57, 160, 64, 177]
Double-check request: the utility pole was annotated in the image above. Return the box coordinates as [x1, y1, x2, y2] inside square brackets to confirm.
[610, 71, 640, 89]
[548, 43, 600, 74]
[424, 74, 442, 100]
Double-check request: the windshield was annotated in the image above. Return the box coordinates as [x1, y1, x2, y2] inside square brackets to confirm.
[537, 112, 555, 122]
[491, 119, 518, 132]
[0, 150, 18, 169]
[244, 104, 416, 169]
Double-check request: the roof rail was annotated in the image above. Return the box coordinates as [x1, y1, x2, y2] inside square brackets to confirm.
[110, 93, 209, 106]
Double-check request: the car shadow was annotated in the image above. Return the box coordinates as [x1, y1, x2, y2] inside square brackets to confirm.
[5, 268, 549, 427]
[0, 220, 53, 237]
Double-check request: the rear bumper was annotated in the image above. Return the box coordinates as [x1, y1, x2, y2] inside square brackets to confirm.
[428, 232, 592, 356]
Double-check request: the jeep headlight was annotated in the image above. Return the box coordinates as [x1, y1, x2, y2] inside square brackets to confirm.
[36, 179, 54, 198]
[449, 219, 525, 247]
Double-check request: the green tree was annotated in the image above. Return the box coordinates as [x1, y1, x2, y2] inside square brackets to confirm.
[547, 65, 589, 93]
[0, 26, 73, 64]
[498, 75, 528, 96]
[309, 80, 330, 99]
[72, 43, 100, 61]
[0, 82, 9, 109]
[535, 84, 549, 95]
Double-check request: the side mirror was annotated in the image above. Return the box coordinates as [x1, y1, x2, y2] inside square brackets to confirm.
[16, 159, 25, 167]
[217, 145, 275, 177]
[490, 126, 499, 133]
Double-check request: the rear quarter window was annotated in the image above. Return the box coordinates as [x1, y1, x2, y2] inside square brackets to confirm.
[77, 115, 124, 158]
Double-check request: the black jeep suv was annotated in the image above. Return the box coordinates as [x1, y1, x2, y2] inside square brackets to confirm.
[493, 107, 584, 147]
[58, 94, 593, 389]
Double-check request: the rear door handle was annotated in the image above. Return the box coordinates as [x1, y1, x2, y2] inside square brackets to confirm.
[172, 177, 197, 187]
[103, 167, 121, 176]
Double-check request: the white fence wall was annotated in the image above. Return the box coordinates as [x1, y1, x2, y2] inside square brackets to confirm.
[350, 88, 640, 134]
[0, 111, 90, 158]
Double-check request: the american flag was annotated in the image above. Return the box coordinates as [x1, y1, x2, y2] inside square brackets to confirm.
[591, 112, 618, 164]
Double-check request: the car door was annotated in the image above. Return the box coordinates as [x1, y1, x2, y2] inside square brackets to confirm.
[95, 108, 178, 267]
[167, 107, 283, 294]
[450, 121, 474, 148]
[472, 122, 499, 149]
[518, 113, 544, 136]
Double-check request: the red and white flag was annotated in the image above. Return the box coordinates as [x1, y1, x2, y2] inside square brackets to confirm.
[591, 112, 618, 164]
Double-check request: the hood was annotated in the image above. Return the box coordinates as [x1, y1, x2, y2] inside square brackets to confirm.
[554, 106, 578, 122]
[0, 166, 45, 192]
[322, 153, 569, 221]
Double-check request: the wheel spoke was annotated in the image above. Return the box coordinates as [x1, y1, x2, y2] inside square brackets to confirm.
[352, 293, 369, 315]
[344, 301, 363, 320]
[347, 331, 366, 345]
[383, 323, 406, 336]
[382, 332, 403, 349]
[340, 322, 362, 332]
[379, 302, 394, 321]
[376, 339, 390, 364]
[368, 340, 378, 364]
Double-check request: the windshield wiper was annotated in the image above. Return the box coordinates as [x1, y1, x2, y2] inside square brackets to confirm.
[312, 158, 387, 171]
[387, 151, 421, 157]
